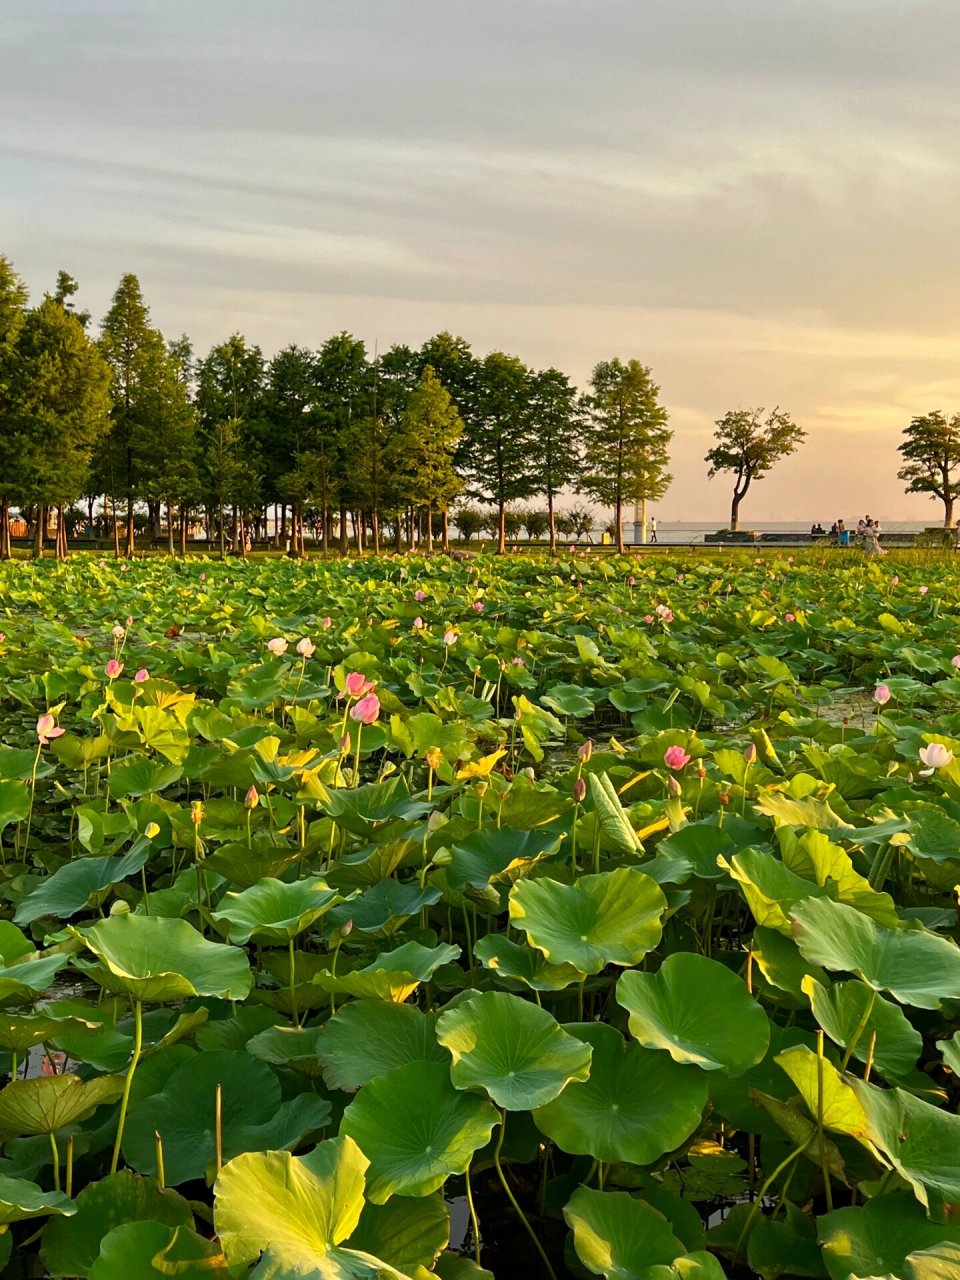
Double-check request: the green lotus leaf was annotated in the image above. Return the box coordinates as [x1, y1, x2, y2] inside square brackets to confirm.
[326, 878, 442, 937]
[203, 839, 305, 889]
[616, 953, 770, 1075]
[246, 1024, 324, 1075]
[587, 773, 644, 856]
[0, 1171, 75, 1226]
[533, 1023, 707, 1164]
[0, 949, 69, 1002]
[720, 848, 828, 934]
[0, 1011, 101, 1055]
[123, 1049, 331, 1185]
[938, 1031, 960, 1075]
[904, 1243, 960, 1279]
[751, 926, 829, 1001]
[314, 942, 460, 1003]
[818, 1193, 960, 1280]
[433, 1255, 494, 1280]
[341, 1061, 499, 1202]
[0, 780, 30, 833]
[508, 868, 666, 974]
[779, 828, 899, 925]
[88, 1222, 229, 1279]
[436, 991, 592, 1110]
[106, 759, 183, 799]
[15, 847, 152, 925]
[442, 826, 562, 892]
[345, 1195, 450, 1272]
[317, 1000, 446, 1091]
[852, 1079, 960, 1216]
[746, 1201, 824, 1280]
[72, 914, 252, 1003]
[791, 897, 960, 1009]
[312, 777, 431, 836]
[474, 934, 583, 992]
[210, 874, 342, 943]
[774, 1046, 872, 1141]
[0, 1074, 124, 1137]
[214, 1135, 414, 1279]
[803, 976, 922, 1079]
[654, 824, 734, 880]
[562, 1185, 685, 1279]
[41, 1169, 193, 1279]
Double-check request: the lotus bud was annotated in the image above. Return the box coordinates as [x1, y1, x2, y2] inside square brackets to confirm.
[190, 801, 204, 827]
[522, 767, 535, 781]
[667, 774, 681, 796]
[144, 822, 160, 839]
[342, 918, 353, 937]
[244, 785, 260, 810]
[338, 732, 351, 755]
[476, 781, 489, 799]
[109, 899, 131, 915]
[579, 739, 593, 763]
[572, 777, 587, 804]
[696, 767, 707, 779]
[425, 747, 443, 772]
[719, 793, 730, 806]
[743, 744, 758, 765]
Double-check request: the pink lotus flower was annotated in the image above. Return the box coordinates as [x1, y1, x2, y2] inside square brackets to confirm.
[105, 659, 124, 679]
[36, 713, 65, 745]
[133, 668, 149, 684]
[919, 742, 954, 775]
[511, 656, 525, 667]
[349, 692, 381, 725]
[296, 637, 315, 658]
[414, 589, 426, 602]
[951, 655, 960, 669]
[443, 630, 457, 646]
[473, 601, 484, 612]
[919, 585, 929, 595]
[0, 633, 6, 644]
[787, 556, 795, 564]
[644, 614, 654, 624]
[266, 638, 288, 656]
[199, 572, 206, 581]
[785, 613, 795, 623]
[891, 575, 899, 586]
[412, 616, 424, 630]
[664, 745, 691, 770]
[112, 625, 125, 640]
[874, 684, 891, 705]
[322, 616, 332, 630]
[343, 671, 375, 698]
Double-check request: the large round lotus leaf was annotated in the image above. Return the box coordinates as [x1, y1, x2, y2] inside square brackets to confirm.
[746, 1203, 824, 1280]
[562, 1186, 684, 1279]
[317, 1000, 446, 1091]
[851, 1079, 960, 1216]
[616, 953, 770, 1076]
[0, 1011, 101, 1054]
[314, 941, 460, 1003]
[0, 1074, 124, 1136]
[123, 1049, 330, 1185]
[41, 1170, 193, 1279]
[88, 1222, 229, 1279]
[0, 1172, 74, 1226]
[508, 868, 666, 974]
[474, 934, 583, 992]
[774, 1046, 871, 1141]
[938, 1032, 960, 1075]
[15, 848, 152, 926]
[818, 1192, 960, 1280]
[791, 896, 960, 1009]
[751, 926, 829, 1001]
[802, 976, 922, 1079]
[346, 1195, 449, 1273]
[341, 1061, 499, 1202]
[533, 1023, 707, 1164]
[210, 874, 341, 944]
[443, 827, 562, 892]
[0, 951, 68, 1002]
[436, 991, 593, 1110]
[73, 915, 252, 1003]
[214, 1135, 411, 1279]
[905, 1243, 960, 1279]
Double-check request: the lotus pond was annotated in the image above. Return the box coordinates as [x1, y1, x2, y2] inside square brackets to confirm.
[0, 550, 959, 1279]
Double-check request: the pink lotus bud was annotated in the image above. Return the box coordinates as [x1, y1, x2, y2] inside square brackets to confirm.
[919, 742, 953, 773]
[36, 713, 65, 745]
[322, 616, 332, 629]
[296, 637, 315, 658]
[627, 576, 635, 586]
[572, 777, 587, 804]
[344, 671, 375, 698]
[414, 589, 426, 602]
[784, 613, 795, 623]
[951, 655, 960, 669]
[511, 656, 525, 667]
[743, 744, 758, 764]
[105, 659, 124, 679]
[349, 692, 381, 725]
[412, 616, 424, 630]
[579, 739, 593, 763]
[244, 785, 259, 809]
[644, 614, 654, 624]
[443, 629, 457, 646]
[874, 684, 891, 706]
[787, 556, 794, 564]
[664, 745, 691, 771]
[199, 572, 206, 581]
[667, 774, 682, 795]
[133, 668, 149, 684]
[0, 633, 6, 644]
[266, 637, 288, 656]
[891, 575, 899, 586]
[126, 616, 133, 627]
[338, 732, 351, 754]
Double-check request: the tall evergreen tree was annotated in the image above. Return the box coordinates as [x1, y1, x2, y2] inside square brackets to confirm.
[0, 256, 28, 558]
[582, 359, 672, 553]
[388, 366, 463, 551]
[529, 367, 582, 553]
[460, 352, 534, 554]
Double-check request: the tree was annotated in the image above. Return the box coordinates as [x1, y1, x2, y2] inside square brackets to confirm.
[453, 506, 487, 543]
[528, 368, 582, 552]
[581, 359, 672, 553]
[0, 256, 28, 559]
[460, 352, 535, 554]
[137, 341, 197, 554]
[13, 297, 111, 557]
[313, 333, 372, 553]
[897, 411, 960, 527]
[705, 407, 805, 533]
[388, 366, 463, 551]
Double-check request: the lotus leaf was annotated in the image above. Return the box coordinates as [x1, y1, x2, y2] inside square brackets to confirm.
[442, 826, 562, 892]
[314, 941, 460, 1003]
[15, 847, 152, 925]
[0, 1171, 75, 1226]
[436, 991, 592, 1110]
[774, 1045, 872, 1141]
[0, 1074, 124, 1137]
[803, 976, 922, 1078]
[818, 1193, 960, 1280]
[562, 1185, 685, 1278]
[87, 1221, 229, 1278]
[317, 1000, 446, 1091]
[616, 953, 770, 1075]
[533, 1023, 707, 1164]
[509, 868, 666, 974]
[474, 934, 583, 992]
[852, 1079, 960, 1215]
[341, 1061, 499, 1201]
[210, 874, 342, 943]
[346, 1195, 450, 1272]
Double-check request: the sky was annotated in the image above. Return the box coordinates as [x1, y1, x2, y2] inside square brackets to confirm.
[4, 0, 960, 524]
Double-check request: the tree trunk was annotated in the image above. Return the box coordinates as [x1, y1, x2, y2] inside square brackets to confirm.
[111, 496, 120, 558]
[125, 495, 135, 558]
[33, 505, 45, 559]
[730, 491, 742, 533]
[218, 501, 226, 560]
[0, 500, 9, 561]
[372, 509, 380, 555]
[55, 505, 67, 560]
[442, 509, 450, 552]
[548, 492, 557, 555]
[166, 501, 175, 555]
[339, 504, 348, 555]
[944, 495, 955, 528]
[615, 495, 625, 554]
[497, 500, 506, 555]
[180, 507, 188, 556]
[394, 512, 403, 553]
[426, 502, 434, 553]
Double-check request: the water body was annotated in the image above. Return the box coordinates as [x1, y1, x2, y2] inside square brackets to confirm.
[641, 520, 939, 544]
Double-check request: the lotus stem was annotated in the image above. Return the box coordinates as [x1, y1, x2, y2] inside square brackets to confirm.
[65, 1135, 73, 1198]
[289, 938, 299, 1027]
[22, 742, 42, 853]
[111, 998, 143, 1174]
[48, 1132, 60, 1192]
[465, 1166, 482, 1266]
[492, 1111, 557, 1280]
[215, 1083, 223, 1175]
[353, 723, 363, 786]
[863, 1029, 877, 1083]
[736, 1137, 812, 1257]
[816, 1030, 833, 1211]
[840, 989, 877, 1073]
[140, 865, 150, 915]
[155, 1131, 165, 1189]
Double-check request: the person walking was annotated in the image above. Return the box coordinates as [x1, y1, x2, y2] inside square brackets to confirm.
[650, 516, 658, 543]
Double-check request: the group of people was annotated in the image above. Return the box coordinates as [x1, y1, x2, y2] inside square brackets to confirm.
[820, 516, 885, 554]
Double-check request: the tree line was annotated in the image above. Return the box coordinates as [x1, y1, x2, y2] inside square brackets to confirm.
[3, 251, 960, 558]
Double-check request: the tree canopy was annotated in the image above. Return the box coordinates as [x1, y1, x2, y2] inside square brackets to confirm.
[897, 411, 960, 528]
[705, 407, 805, 532]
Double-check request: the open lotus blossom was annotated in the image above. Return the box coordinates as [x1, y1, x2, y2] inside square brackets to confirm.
[414, 589, 426, 602]
[644, 614, 654, 624]
[443, 629, 458, 646]
[473, 601, 484, 612]
[874, 684, 891, 705]
[112, 625, 125, 640]
[891, 575, 899, 586]
[664, 745, 691, 770]
[105, 659, 124, 679]
[321, 616, 332, 629]
[343, 671, 375, 698]
[36, 713, 65, 745]
[919, 585, 929, 595]
[144, 822, 160, 839]
[951, 654, 960, 669]
[412, 616, 424, 630]
[133, 668, 149, 684]
[296, 637, 315, 658]
[349, 692, 381, 725]
[266, 637, 288, 656]
[919, 742, 954, 775]
[785, 613, 795, 623]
